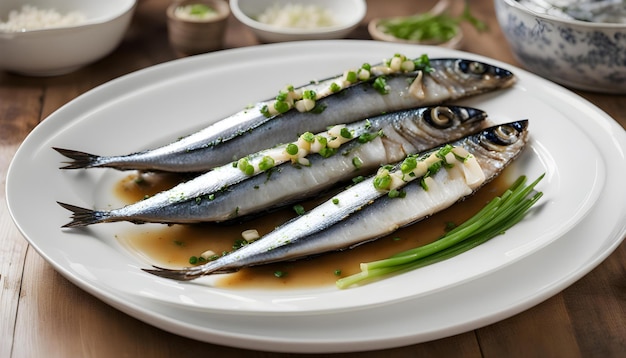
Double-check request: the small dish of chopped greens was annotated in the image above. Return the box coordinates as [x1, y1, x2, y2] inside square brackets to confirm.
[368, 0, 486, 49]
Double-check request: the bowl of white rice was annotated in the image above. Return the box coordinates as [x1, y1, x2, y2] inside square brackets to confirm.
[230, 0, 366, 43]
[0, 0, 136, 76]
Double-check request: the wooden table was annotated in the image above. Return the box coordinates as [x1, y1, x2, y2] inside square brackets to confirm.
[2, 1, 624, 356]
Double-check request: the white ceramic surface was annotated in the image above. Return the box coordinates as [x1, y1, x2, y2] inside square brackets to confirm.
[230, 0, 365, 42]
[0, 0, 136, 76]
[6, 41, 626, 352]
[494, 0, 626, 93]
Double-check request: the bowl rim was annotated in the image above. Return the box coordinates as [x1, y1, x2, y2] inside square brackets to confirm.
[0, 0, 137, 37]
[230, 0, 366, 35]
[501, 0, 626, 28]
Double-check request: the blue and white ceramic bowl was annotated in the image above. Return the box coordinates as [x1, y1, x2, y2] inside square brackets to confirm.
[495, 0, 626, 93]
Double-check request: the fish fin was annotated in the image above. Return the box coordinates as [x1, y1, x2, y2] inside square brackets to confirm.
[53, 147, 102, 169]
[57, 202, 108, 227]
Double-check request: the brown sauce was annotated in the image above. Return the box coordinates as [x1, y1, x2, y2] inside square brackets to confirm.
[115, 170, 512, 289]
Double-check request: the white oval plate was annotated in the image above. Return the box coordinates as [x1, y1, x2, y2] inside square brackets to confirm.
[6, 41, 624, 324]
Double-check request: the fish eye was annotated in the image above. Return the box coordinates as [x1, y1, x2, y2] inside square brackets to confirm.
[458, 60, 487, 75]
[425, 106, 457, 129]
[493, 125, 519, 144]
[480, 124, 520, 149]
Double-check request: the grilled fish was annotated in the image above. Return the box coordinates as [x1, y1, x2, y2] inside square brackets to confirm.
[54, 56, 516, 172]
[58, 105, 487, 227]
[144, 120, 529, 281]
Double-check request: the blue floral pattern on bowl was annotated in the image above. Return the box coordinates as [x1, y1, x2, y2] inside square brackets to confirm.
[495, 0, 626, 93]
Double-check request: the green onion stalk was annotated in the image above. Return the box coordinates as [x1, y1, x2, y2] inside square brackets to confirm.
[336, 174, 544, 289]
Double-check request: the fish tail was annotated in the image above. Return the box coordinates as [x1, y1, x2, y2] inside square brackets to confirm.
[142, 266, 208, 281]
[143, 263, 237, 280]
[53, 147, 102, 169]
[57, 202, 109, 227]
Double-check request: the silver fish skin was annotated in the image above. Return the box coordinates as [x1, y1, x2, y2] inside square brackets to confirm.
[58, 105, 487, 227]
[144, 120, 529, 281]
[53, 58, 516, 172]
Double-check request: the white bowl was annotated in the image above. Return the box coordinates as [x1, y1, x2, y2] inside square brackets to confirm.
[0, 0, 136, 76]
[230, 0, 366, 43]
[495, 0, 626, 94]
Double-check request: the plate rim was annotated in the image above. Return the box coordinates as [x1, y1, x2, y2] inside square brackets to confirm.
[6, 40, 626, 349]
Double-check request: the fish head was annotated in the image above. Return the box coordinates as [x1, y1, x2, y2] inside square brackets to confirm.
[462, 120, 529, 183]
[478, 120, 529, 149]
[429, 59, 517, 94]
[472, 120, 529, 167]
[455, 59, 516, 88]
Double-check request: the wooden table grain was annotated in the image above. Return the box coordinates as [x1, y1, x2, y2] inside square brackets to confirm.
[1, 1, 625, 357]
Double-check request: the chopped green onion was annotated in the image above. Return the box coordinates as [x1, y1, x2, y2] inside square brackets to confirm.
[388, 189, 405, 198]
[414, 54, 432, 73]
[340, 127, 353, 139]
[373, 173, 392, 190]
[346, 71, 357, 83]
[358, 130, 382, 143]
[274, 100, 290, 114]
[274, 271, 287, 278]
[301, 132, 315, 142]
[189, 4, 213, 16]
[258, 156, 275, 171]
[260, 105, 271, 117]
[372, 77, 389, 94]
[303, 89, 317, 100]
[237, 158, 254, 175]
[286, 143, 299, 156]
[293, 204, 305, 215]
[316, 136, 328, 147]
[232, 239, 248, 250]
[311, 103, 327, 114]
[275, 91, 288, 101]
[400, 156, 417, 174]
[319, 147, 337, 158]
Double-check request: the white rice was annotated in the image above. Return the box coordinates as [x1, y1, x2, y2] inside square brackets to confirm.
[0, 5, 86, 32]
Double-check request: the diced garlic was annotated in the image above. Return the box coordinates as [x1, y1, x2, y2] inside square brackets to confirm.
[241, 229, 260, 242]
[389, 56, 402, 71]
[401, 60, 415, 72]
[294, 98, 316, 112]
[296, 136, 311, 151]
[461, 156, 485, 189]
[310, 138, 324, 153]
[357, 69, 370, 81]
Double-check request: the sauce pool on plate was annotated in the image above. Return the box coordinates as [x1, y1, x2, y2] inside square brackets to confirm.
[114, 170, 513, 289]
